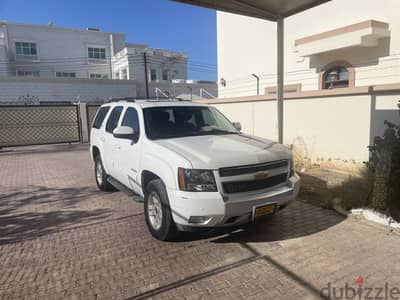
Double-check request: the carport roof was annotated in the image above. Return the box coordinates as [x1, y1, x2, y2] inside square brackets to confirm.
[172, 0, 331, 21]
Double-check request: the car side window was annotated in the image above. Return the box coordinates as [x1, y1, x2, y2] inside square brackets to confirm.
[121, 107, 140, 135]
[92, 106, 110, 129]
[105, 106, 123, 133]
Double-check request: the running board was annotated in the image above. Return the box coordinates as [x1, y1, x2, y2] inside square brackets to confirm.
[107, 177, 144, 203]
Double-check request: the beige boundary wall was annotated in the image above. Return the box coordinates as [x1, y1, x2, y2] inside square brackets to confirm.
[198, 84, 400, 167]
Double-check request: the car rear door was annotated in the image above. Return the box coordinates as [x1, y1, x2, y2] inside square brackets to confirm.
[102, 105, 124, 177]
[114, 106, 142, 194]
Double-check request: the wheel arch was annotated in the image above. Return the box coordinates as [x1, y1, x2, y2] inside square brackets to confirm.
[141, 170, 163, 195]
[92, 146, 100, 161]
[140, 152, 181, 193]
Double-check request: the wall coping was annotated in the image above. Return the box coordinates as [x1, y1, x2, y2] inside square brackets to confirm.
[0, 76, 217, 88]
[0, 76, 137, 85]
[198, 83, 400, 105]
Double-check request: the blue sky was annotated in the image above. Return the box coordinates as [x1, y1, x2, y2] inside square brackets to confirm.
[0, 0, 217, 81]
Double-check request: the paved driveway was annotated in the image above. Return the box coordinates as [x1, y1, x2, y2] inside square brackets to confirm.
[0, 144, 399, 300]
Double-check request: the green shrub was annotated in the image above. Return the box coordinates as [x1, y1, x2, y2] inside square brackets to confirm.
[368, 101, 400, 221]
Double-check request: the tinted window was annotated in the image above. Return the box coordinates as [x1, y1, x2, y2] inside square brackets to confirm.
[105, 106, 123, 133]
[121, 107, 140, 134]
[92, 106, 110, 129]
[143, 106, 238, 140]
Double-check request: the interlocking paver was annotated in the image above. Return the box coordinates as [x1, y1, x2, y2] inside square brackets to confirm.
[0, 144, 399, 300]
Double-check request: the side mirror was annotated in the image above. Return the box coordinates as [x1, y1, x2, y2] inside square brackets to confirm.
[232, 122, 242, 131]
[113, 126, 135, 139]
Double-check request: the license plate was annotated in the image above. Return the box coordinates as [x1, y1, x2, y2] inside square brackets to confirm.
[253, 203, 277, 220]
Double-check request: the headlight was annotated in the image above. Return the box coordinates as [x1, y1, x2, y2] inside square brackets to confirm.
[178, 168, 217, 192]
[289, 158, 295, 177]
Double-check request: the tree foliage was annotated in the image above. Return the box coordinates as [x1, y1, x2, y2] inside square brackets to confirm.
[368, 101, 400, 220]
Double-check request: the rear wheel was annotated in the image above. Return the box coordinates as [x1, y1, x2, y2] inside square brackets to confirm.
[144, 179, 178, 241]
[94, 155, 115, 192]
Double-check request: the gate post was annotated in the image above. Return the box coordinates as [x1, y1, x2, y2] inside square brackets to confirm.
[78, 103, 89, 143]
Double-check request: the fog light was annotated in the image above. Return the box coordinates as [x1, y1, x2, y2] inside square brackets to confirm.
[188, 216, 211, 224]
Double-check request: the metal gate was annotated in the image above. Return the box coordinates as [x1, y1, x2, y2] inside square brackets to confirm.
[86, 104, 100, 130]
[0, 105, 80, 147]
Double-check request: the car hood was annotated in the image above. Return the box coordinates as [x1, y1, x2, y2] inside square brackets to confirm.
[154, 134, 292, 169]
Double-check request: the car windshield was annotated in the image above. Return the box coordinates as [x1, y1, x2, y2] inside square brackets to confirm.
[143, 106, 239, 140]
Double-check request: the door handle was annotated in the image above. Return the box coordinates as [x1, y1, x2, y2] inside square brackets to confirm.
[115, 145, 121, 150]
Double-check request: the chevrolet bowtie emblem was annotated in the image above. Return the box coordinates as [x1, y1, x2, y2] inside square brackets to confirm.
[254, 171, 269, 180]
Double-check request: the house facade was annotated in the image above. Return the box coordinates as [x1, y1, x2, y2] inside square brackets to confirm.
[0, 21, 215, 102]
[217, 0, 399, 98]
[0, 21, 187, 82]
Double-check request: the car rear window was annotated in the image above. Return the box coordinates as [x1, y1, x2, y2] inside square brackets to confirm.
[92, 106, 110, 129]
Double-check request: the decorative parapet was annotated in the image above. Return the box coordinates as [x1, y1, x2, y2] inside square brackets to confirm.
[295, 20, 390, 57]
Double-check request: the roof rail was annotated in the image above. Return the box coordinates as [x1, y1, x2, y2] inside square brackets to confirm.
[146, 97, 189, 102]
[107, 96, 191, 103]
[107, 97, 136, 103]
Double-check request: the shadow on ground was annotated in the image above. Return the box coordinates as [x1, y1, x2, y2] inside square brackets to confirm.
[0, 185, 113, 245]
[0, 143, 88, 157]
[177, 200, 345, 244]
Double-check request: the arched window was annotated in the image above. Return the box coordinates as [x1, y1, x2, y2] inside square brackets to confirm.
[323, 67, 349, 89]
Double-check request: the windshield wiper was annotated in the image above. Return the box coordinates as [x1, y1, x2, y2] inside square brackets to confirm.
[199, 129, 238, 135]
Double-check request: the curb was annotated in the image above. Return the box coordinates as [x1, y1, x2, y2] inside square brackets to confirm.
[350, 208, 400, 233]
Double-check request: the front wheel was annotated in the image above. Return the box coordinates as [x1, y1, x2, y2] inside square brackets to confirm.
[144, 179, 178, 241]
[94, 156, 115, 192]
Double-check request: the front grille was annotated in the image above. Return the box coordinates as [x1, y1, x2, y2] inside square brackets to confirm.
[222, 173, 288, 194]
[219, 160, 288, 177]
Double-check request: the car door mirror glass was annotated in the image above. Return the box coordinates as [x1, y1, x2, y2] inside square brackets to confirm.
[113, 126, 136, 139]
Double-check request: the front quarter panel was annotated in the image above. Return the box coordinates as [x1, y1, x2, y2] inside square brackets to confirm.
[140, 141, 192, 190]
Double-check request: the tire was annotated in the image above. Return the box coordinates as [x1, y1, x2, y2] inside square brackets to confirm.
[94, 155, 115, 192]
[144, 179, 178, 241]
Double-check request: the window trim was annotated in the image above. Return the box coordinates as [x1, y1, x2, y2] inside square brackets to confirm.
[120, 68, 128, 80]
[16, 69, 40, 77]
[150, 68, 157, 81]
[14, 40, 39, 60]
[162, 69, 169, 81]
[319, 60, 355, 90]
[55, 71, 76, 78]
[86, 44, 108, 64]
[89, 73, 109, 79]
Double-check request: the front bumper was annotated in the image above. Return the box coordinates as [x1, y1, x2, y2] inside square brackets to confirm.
[167, 173, 300, 230]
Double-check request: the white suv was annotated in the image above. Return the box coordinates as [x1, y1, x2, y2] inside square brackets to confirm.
[90, 98, 300, 240]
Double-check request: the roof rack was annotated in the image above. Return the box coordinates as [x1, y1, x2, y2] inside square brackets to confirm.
[107, 96, 190, 103]
[107, 97, 137, 103]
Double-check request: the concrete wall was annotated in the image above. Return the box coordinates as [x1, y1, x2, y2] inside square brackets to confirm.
[0, 77, 136, 103]
[217, 0, 400, 98]
[199, 85, 400, 165]
[0, 77, 217, 103]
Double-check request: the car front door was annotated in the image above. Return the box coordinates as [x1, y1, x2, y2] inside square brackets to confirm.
[114, 106, 142, 194]
[102, 105, 124, 178]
